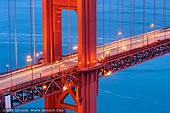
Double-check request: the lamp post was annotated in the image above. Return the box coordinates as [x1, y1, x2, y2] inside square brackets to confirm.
[40, 51, 43, 58]
[150, 23, 154, 31]
[6, 65, 9, 72]
[40, 72, 42, 78]
[26, 56, 32, 68]
[36, 53, 39, 63]
[73, 46, 78, 53]
[56, 61, 60, 72]
[105, 50, 110, 58]
[117, 31, 123, 54]
[60, 64, 65, 72]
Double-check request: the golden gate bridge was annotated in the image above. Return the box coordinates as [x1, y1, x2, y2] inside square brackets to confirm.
[0, 0, 170, 113]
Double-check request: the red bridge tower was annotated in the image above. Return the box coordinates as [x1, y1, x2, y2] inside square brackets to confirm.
[42, 0, 97, 113]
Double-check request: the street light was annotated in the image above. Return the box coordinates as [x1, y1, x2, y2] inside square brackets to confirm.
[150, 23, 155, 31]
[40, 51, 43, 58]
[35, 53, 40, 63]
[26, 55, 32, 66]
[105, 50, 110, 57]
[122, 46, 126, 50]
[43, 85, 47, 90]
[58, 64, 65, 72]
[118, 31, 122, 36]
[73, 46, 78, 53]
[36, 53, 39, 58]
[40, 72, 42, 78]
[56, 61, 61, 72]
[6, 65, 9, 72]
[117, 31, 123, 54]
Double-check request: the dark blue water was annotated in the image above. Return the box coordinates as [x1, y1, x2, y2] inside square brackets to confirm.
[1, 0, 170, 113]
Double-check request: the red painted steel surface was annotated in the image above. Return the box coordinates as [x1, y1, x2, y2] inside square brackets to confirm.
[0, 1, 170, 113]
[42, 0, 97, 112]
[0, 38, 170, 113]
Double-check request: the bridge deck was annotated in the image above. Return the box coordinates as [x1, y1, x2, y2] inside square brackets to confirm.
[0, 28, 170, 91]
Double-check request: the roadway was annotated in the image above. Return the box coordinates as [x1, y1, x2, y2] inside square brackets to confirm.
[0, 28, 170, 90]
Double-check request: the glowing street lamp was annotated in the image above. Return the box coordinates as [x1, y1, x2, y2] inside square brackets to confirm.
[26, 55, 32, 66]
[73, 46, 78, 53]
[40, 51, 43, 58]
[105, 50, 110, 57]
[6, 64, 9, 72]
[36, 53, 39, 57]
[78, 62, 82, 65]
[106, 70, 112, 76]
[63, 86, 68, 91]
[117, 31, 123, 54]
[43, 85, 47, 90]
[150, 23, 155, 31]
[118, 31, 122, 36]
[56, 61, 60, 72]
[122, 46, 126, 50]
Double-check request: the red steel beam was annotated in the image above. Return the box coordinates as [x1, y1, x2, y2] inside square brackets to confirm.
[52, 0, 77, 10]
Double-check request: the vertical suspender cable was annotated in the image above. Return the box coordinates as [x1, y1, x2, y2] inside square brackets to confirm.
[130, 0, 133, 50]
[163, 0, 164, 38]
[163, 0, 166, 39]
[8, 0, 12, 71]
[165, 0, 166, 39]
[117, 0, 119, 33]
[14, 0, 18, 68]
[30, 0, 33, 62]
[8, 0, 12, 87]
[68, 0, 70, 57]
[133, 0, 135, 36]
[143, 0, 145, 47]
[122, 0, 124, 40]
[121, 0, 124, 50]
[32, 0, 37, 64]
[154, 0, 156, 42]
[102, 0, 104, 57]
[30, 0, 33, 81]
[116, 0, 119, 55]
[110, 0, 112, 43]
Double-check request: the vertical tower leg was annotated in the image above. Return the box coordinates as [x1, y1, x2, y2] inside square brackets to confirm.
[42, 0, 62, 63]
[53, 8, 62, 61]
[77, 0, 97, 67]
[77, 71, 98, 113]
[44, 93, 66, 113]
[44, 94, 57, 110]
